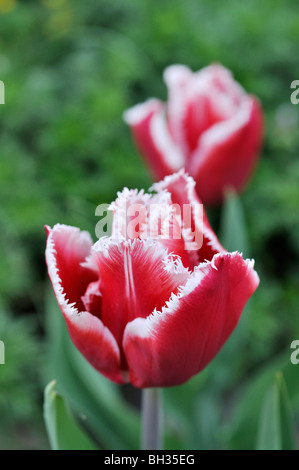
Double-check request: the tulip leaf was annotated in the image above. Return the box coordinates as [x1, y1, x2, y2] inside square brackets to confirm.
[256, 373, 295, 450]
[44, 380, 97, 450]
[220, 190, 250, 256]
[228, 353, 298, 450]
[45, 289, 140, 450]
[218, 189, 252, 385]
[163, 374, 207, 450]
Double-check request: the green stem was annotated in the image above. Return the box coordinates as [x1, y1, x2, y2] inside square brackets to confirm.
[141, 388, 163, 450]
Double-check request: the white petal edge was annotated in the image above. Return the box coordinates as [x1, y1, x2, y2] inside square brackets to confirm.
[92, 236, 191, 279]
[46, 224, 93, 317]
[188, 97, 254, 175]
[124, 252, 259, 340]
[150, 107, 185, 169]
[151, 169, 225, 254]
[123, 98, 163, 125]
[124, 97, 185, 170]
[45, 224, 121, 357]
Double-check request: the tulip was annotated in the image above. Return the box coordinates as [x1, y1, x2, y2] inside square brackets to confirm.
[45, 171, 259, 388]
[124, 64, 263, 205]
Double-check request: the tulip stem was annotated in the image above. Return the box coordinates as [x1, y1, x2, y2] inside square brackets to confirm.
[141, 388, 163, 450]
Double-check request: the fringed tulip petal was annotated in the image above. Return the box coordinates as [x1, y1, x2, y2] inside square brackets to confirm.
[124, 252, 259, 388]
[189, 96, 263, 205]
[124, 64, 263, 205]
[124, 98, 185, 180]
[92, 238, 190, 364]
[45, 224, 124, 384]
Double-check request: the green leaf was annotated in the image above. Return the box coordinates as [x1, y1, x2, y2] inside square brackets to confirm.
[228, 354, 298, 450]
[228, 354, 299, 450]
[256, 375, 282, 450]
[44, 380, 97, 450]
[277, 375, 296, 450]
[256, 373, 295, 450]
[220, 190, 250, 256]
[45, 289, 140, 450]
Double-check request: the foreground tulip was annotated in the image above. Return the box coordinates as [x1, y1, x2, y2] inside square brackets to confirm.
[124, 64, 263, 205]
[45, 171, 259, 388]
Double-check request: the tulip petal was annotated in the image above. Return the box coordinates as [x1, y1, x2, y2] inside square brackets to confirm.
[92, 238, 190, 358]
[123, 252, 259, 388]
[152, 170, 226, 265]
[189, 96, 263, 205]
[164, 64, 245, 158]
[45, 224, 97, 310]
[124, 98, 185, 179]
[163, 64, 194, 155]
[109, 185, 193, 270]
[45, 224, 123, 383]
[81, 280, 102, 318]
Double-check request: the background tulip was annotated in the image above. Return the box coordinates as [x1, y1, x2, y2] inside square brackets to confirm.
[124, 64, 263, 205]
[45, 171, 259, 388]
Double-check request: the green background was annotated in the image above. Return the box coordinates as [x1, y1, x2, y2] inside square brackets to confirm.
[0, 0, 298, 449]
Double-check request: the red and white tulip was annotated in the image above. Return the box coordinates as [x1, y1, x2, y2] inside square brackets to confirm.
[45, 171, 259, 388]
[124, 64, 263, 205]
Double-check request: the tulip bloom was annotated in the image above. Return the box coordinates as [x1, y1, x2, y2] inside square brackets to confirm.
[45, 171, 259, 388]
[124, 64, 263, 205]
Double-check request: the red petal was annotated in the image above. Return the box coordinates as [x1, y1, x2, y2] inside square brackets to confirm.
[81, 280, 102, 318]
[92, 238, 189, 366]
[45, 224, 123, 384]
[163, 65, 194, 156]
[152, 170, 225, 265]
[109, 186, 193, 270]
[164, 64, 244, 158]
[124, 99, 185, 180]
[63, 310, 123, 384]
[189, 96, 264, 205]
[182, 94, 221, 155]
[45, 224, 97, 309]
[123, 252, 259, 388]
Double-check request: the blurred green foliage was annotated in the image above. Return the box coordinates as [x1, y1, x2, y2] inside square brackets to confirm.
[0, 0, 298, 449]
[0, 307, 46, 449]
